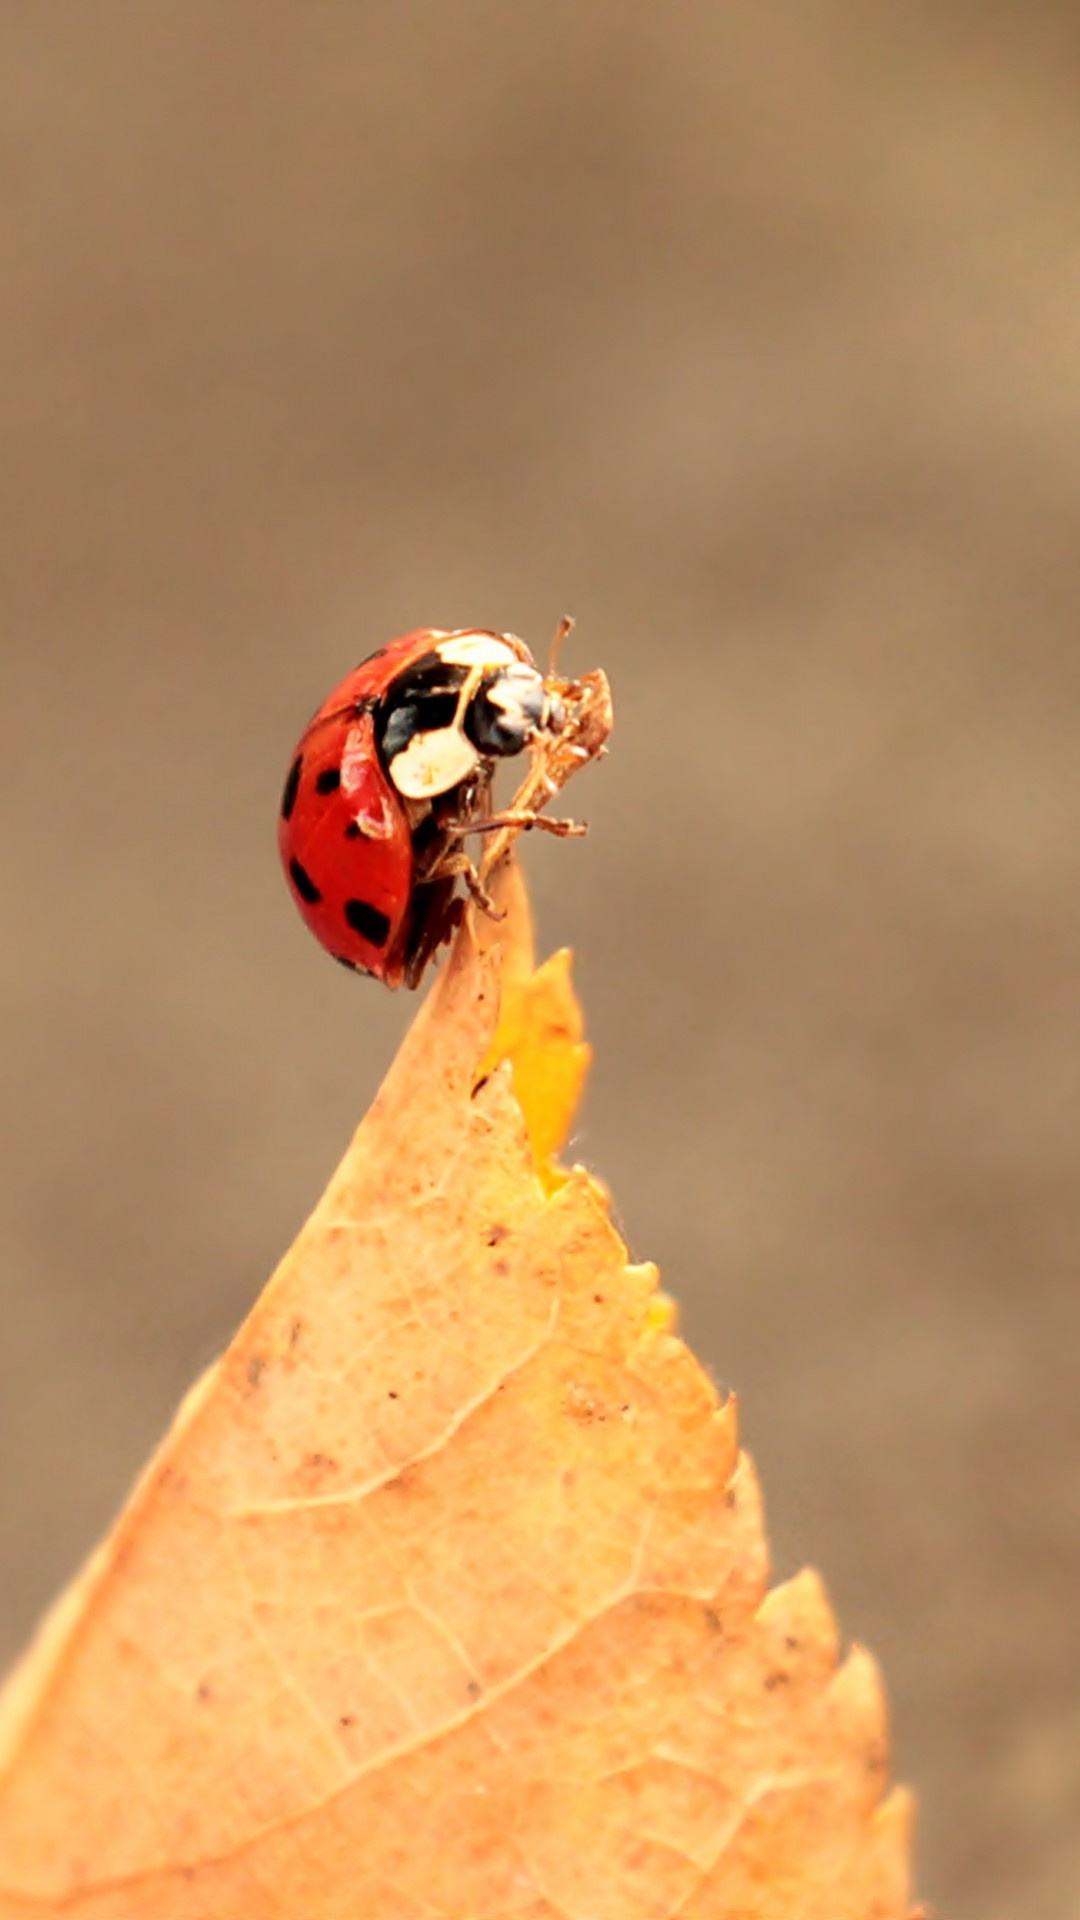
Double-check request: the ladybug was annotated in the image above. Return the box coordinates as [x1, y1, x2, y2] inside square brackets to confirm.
[279, 627, 577, 988]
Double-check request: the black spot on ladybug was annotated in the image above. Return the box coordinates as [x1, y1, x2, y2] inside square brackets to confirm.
[344, 820, 362, 839]
[289, 858, 322, 905]
[281, 754, 303, 821]
[315, 766, 341, 795]
[344, 898, 391, 948]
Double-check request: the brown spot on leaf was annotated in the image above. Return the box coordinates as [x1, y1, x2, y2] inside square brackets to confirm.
[386, 1464, 419, 1495]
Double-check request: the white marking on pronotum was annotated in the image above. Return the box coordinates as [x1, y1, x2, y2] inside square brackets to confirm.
[389, 724, 480, 799]
[435, 634, 519, 670]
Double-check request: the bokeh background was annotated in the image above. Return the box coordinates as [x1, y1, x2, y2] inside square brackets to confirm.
[1, 5, 1078, 1914]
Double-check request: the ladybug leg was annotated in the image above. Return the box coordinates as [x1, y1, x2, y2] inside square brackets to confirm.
[445, 809, 587, 840]
[441, 758, 584, 841]
[435, 850, 504, 919]
[416, 820, 505, 919]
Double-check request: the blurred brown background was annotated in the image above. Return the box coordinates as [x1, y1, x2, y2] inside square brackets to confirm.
[1, 4, 1078, 1914]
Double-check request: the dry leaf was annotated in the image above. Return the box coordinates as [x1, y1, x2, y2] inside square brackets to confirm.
[0, 864, 915, 1918]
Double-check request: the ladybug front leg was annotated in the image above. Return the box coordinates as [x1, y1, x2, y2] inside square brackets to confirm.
[440, 761, 587, 844]
[445, 808, 587, 840]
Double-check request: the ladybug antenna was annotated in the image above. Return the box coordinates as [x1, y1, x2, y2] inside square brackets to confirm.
[548, 615, 574, 680]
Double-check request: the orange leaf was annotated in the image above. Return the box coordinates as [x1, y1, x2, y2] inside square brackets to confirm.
[0, 867, 915, 1918]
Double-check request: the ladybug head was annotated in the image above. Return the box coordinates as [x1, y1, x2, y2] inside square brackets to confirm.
[464, 661, 563, 757]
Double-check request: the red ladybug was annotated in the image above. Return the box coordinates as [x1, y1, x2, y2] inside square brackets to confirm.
[278, 628, 569, 988]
